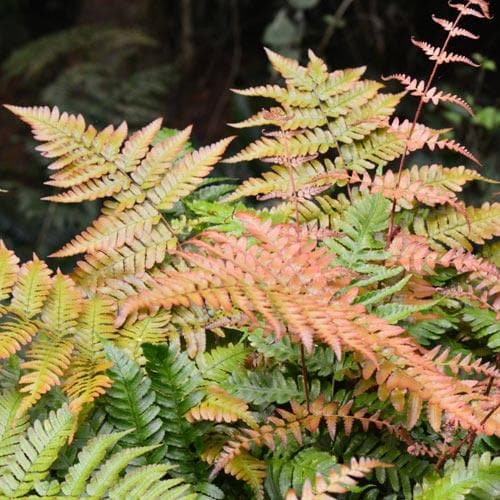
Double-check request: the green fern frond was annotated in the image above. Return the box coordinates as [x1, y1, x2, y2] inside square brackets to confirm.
[107, 464, 196, 500]
[0, 405, 73, 497]
[144, 343, 207, 481]
[224, 369, 303, 405]
[85, 444, 160, 497]
[325, 193, 391, 270]
[413, 453, 500, 500]
[196, 343, 248, 384]
[462, 307, 500, 351]
[103, 344, 165, 458]
[60, 429, 134, 496]
[0, 389, 29, 470]
[266, 447, 338, 499]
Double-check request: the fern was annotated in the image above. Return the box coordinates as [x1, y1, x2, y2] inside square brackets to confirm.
[0, 405, 73, 497]
[413, 453, 500, 499]
[143, 343, 207, 480]
[1, 1, 498, 497]
[102, 344, 165, 459]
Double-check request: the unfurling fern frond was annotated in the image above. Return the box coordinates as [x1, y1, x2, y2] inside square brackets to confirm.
[285, 457, 391, 500]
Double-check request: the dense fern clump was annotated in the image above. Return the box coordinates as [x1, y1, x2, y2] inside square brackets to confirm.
[0, 0, 498, 498]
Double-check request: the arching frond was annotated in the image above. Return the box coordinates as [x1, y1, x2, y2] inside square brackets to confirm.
[286, 457, 391, 499]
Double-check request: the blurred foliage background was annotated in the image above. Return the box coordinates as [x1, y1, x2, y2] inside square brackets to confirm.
[0, 0, 498, 262]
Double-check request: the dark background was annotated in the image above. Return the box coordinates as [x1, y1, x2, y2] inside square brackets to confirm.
[0, 0, 498, 261]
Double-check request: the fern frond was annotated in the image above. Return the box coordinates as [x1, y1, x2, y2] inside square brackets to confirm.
[106, 464, 196, 500]
[449, 1, 492, 19]
[0, 406, 73, 498]
[116, 310, 171, 361]
[73, 222, 175, 288]
[9, 256, 52, 319]
[413, 453, 500, 500]
[131, 125, 193, 189]
[414, 202, 500, 251]
[359, 164, 492, 209]
[4, 105, 129, 201]
[0, 389, 29, 470]
[0, 242, 19, 302]
[17, 335, 74, 416]
[144, 343, 207, 480]
[186, 384, 257, 428]
[147, 136, 234, 210]
[63, 297, 114, 413]
[212, 397, 394, 478]
[117, 117, 163, 172]
[267, 447, 339, 499]
[285, 457, 391, 499]
[60, 429, 134, 496]
[225, 368, 303, 405]
[411, 38, 479, 67]
[52, 201, 163, 257]
[389, 118, 480, 164]
[431, 15, 479, 39]
[382, 73, 474, 115]
[222, 451, 266, 500]
[84, 444, 159, 497]
[195, 343, 248, 384]
[103, 344, 164, 455]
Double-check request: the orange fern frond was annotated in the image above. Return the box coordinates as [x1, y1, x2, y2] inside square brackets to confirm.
[449, 1, 492, 19]
[285, 457, 391, 499]
[211, 396, 395, 478]
[431, 15, 479, 39]
[116, 216, 497, 434]
[411, 38, 479, 67]
[389, 118, 480, 164]
[382, 73, 473, 115]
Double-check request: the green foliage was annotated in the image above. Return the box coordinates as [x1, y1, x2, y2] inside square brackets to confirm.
[413, 453, 500, 500]
[143, 343, 207, 481]
[102, 344, 165, 459]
